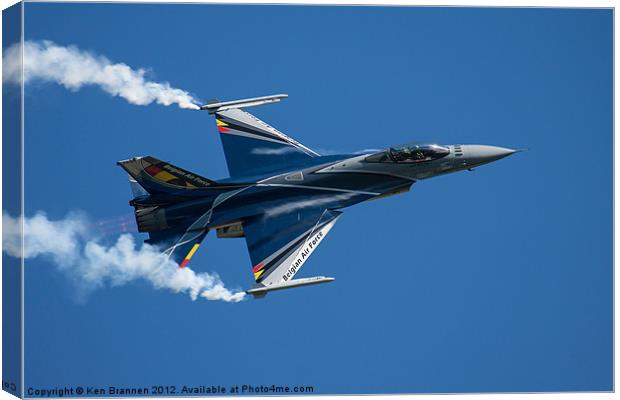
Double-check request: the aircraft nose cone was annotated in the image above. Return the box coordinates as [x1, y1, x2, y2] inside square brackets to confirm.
[462, 145, 517, 165]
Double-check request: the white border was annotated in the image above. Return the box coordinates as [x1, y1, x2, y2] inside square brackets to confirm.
[0, 1, 615, 400]
[19, 0, 24, 398]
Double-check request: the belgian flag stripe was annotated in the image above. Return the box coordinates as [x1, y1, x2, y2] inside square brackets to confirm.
[179, 243, 200, 268]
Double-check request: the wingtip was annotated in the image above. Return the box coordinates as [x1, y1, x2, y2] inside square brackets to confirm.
[199, 94, 289, 112]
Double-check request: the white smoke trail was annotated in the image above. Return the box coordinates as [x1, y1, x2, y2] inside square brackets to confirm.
[264, 193, 358, 218]
[251, 147, 302, 156]
[2, 211, 245, 302]
[3, 40, 200, 110]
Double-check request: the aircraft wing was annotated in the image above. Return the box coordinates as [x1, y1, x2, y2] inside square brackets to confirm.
[242, 207, 341, 297]
[203, 95, 319, 178]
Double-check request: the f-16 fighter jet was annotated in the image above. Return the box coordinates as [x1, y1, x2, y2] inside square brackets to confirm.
[118, 94, 518, 298]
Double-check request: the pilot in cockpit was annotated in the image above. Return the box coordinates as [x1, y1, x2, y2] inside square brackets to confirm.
[365, 143, 450, 164]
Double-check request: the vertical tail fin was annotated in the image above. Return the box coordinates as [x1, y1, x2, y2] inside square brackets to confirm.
[117, 156, 217, 195]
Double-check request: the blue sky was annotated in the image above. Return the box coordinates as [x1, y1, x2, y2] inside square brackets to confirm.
[13, 4, 613, 394]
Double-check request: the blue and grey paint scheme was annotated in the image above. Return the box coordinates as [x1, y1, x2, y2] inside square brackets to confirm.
[118, 94, 519, 297]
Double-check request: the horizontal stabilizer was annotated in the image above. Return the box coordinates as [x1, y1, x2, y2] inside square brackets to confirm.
[200, 94, 288, 114]
[127, 175, 148, 199]
[246, 276, 334, 298]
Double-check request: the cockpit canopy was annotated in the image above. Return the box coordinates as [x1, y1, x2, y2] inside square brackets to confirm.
[365, 144, 450, 163]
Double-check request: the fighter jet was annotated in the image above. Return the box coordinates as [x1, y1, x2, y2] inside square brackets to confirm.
[117, 94, 518, 298]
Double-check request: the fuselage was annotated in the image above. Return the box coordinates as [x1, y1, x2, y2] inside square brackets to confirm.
[130, 143, 516, 234]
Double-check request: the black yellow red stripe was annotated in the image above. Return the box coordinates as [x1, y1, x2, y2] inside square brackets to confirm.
[253, 263, 265, 281]
[216, 119, 231, 133]
[179, 243, 200, 268]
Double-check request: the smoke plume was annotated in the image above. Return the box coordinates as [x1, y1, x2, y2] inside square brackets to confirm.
[3, 40, 200, 110]
[2, 211, 245, 303]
